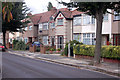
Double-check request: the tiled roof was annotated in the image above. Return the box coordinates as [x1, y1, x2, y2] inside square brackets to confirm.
[29, 8, 84, 25]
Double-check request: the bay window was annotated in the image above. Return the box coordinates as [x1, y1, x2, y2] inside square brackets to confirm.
[114, 11, 120, 20]
[73, 17, 81, 26]
[83, 33, 95, 45]
[103, 13, 108, 21]
[73, 34, 81, 42]
[83, 15, 90, 25]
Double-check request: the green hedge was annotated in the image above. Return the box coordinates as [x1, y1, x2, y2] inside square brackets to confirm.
[73, 45, 120, 60]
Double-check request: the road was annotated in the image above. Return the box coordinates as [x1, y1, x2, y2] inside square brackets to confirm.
[2, 52, 119, 79]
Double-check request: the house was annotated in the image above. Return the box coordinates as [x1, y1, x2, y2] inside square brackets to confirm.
[7, 7, 120, 49]
[112, 11, 120, 46]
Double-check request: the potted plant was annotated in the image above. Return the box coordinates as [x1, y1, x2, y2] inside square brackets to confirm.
[56, 48, 61, 53]
[49, 48, 54, 54]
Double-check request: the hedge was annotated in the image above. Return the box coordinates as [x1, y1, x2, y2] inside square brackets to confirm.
[64, 40, 83, 56]
[73, 45, 120, 60]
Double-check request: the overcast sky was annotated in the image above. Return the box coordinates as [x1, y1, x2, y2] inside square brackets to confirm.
[24, 0, 70, 14]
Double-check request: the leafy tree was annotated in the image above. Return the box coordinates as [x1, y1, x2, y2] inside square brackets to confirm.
[60, 1, 120, 64]
[47, 2, 53, 11]
[2, 2, 30, 48]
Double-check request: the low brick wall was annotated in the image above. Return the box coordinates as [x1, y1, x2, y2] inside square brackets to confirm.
[29, 45, 36, 52]
[75, 54, 120, 63]
[40, 45, 46, 54]
[6, 43, 10, 49]
[40, 45, 56, 54]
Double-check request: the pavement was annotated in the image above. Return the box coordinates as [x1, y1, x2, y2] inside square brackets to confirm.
[7, 50, 120, 78]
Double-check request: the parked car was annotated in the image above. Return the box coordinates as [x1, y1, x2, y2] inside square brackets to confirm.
[0, 43, 5, 52]
[32, 42, 43, 47]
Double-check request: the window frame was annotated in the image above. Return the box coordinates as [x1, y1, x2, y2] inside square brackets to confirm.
[29, 26, 32, 30]
[43, 23, 48, 30]
[57, 18, 63, 26]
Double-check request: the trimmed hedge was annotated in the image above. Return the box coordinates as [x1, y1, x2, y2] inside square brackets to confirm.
[73, 45, 120, 60]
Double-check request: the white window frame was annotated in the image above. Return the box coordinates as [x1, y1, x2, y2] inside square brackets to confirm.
[114, 11, 120, 20]
[83, 15, 90, 25]
[57, 18, 63, 26]
[50, 23, 55, 28]
[103, 13, 108, 21]
[29, 26, 32, 30]
[43, 23, 48, 30]
[43, 36, 48, 45]
[73, 34, 81, 42]
[73, 17, 82, 26]
[25, 27, 28, 31]
[39, 24, 42, 30]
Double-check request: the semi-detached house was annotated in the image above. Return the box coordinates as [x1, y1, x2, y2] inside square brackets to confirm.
[8, 7, 120, 49]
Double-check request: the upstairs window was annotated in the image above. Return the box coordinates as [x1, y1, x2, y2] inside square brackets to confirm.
[57, 18, 63, 26]
[114, 11, 120, 20]
[25, 27, 27, 31]
[39, 24, 42, 30]
[83, 15, 90, 25]
[103, 13, 108, 21]
[29, 26, 32, 30]
[43, 23, 48, 30]
[73, 17, 81, 26]
[51, 23, 55, 28]
[91, 16, 95, 24]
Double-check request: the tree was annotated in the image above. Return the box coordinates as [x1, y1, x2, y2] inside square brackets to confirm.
[60, 1, 120, 64]
[2, 2, 30, 48]
[47, 2, 53, 11]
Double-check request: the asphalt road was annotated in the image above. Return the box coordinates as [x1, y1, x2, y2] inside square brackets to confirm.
[2, 52, 119, 79]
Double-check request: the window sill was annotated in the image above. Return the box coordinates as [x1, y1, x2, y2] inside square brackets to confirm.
[57, 25, 64, 26]
[113, 20, 120, 21]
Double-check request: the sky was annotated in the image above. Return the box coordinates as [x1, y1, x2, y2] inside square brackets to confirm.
[24, 0, 70, 14]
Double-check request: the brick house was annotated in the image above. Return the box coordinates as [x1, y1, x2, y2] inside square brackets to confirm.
[7, 7, 120, 48]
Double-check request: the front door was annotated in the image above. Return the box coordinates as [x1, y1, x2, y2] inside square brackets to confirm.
[113, 34, 120, 46]
[51, 37, 55, 46]
[58, 36, 64, 49]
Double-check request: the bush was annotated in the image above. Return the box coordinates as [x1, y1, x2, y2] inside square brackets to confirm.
[14, 40, 26, 50]
[57, 48, 61, 51]
[36, 46, 40, 52]
[50, 48, 56, 51]
[13, 39, 19, 49]
[73, 45, 120, 60]
[64, 40, 83, 56]
[25, 42, 32, 50]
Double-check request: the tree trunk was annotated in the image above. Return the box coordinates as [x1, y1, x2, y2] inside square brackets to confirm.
[93, 11, 103, 65]
[3, 31, 6, 48]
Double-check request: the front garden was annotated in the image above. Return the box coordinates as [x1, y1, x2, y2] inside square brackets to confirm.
[63, 40, 120, 60]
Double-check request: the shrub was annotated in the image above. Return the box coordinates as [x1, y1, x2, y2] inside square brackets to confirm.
[14, 40, 26, 50]
[50, 48, 56, 51]
[36, 46, 40, 52]
[57, 48, 61, 51]
[12, 39, 19, 49]
[73, 45, 120, 60]
[64, 40, 83, 56]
